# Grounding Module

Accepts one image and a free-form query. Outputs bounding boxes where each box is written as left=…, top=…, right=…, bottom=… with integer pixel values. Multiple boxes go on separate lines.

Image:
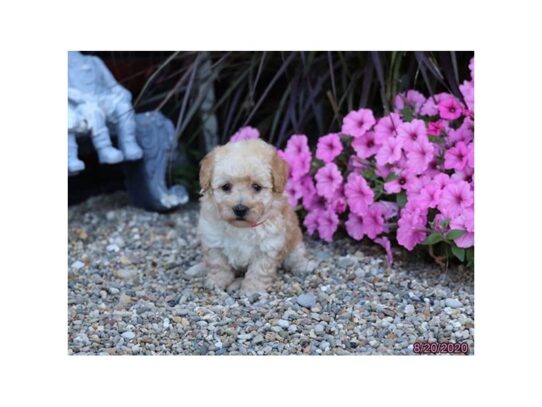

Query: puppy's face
left=199, top=139, right=288, bottom=228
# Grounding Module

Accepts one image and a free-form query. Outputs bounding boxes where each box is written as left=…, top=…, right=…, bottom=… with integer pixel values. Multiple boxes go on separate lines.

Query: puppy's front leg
left=241, top=255, right=279, bottom=295
left=204, top=248, right=235, bottom=290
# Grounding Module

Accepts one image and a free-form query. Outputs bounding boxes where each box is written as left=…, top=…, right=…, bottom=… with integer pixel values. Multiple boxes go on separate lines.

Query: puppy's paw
left=240, top=279, right=270, bottom=296
left=204, top=270, right=235, bottom=291
left=226, top=278, right=243, bottom=293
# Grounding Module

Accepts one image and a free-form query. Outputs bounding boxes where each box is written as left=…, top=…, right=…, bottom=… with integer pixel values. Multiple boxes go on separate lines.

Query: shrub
left=230, top=57, right=474, bottom=268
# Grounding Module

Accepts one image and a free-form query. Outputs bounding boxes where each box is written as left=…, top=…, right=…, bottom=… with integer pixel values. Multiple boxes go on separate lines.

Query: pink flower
left=438, top=96, right=462, bottom=120
left=420, top=93, right=448, bottom=116
left=448, top=117, right=474, bottom=145
left=427, top=121, right=444, bottom=136
left=374, top=113, right=402, bottom=144
left=467, top=142, right=474, bottom=169
left=342, top=108, right=376, bottom=138
left=433, top=172, right=451, bottom=190
left=344, top=173, right=374, bottom=215
left=439, top=180, right=474, bottom=217
left=459, top=79, right=474, bottom=111
left=406, top=139, right=435, bottom=174
left=374, top=201, right=399, bottom=220
left=397, top=207, right=428, bottom=251
left=444, top=141, right=469, bottom=171
left=278, top=137, right=312, bottom=181
left=376, top=136, right=403, bottom=166
left=345, top=212, right=367, bottom=240
left=352, top=131, right=379, bottom=159
left=432, top=213, right=450, bottom=233
left=384, top=170, right=416, bottom=194
left=315, top=163, right=343, bottom=199
left=415, top=182, right=442, bottom=209
left=316, top=133, right=343, bottom=163
left=285, top=179, right=303, bottom=207
left=300, top=175, right=317, bottom=208
left=374, top=236, right=393, bottom=265
left=230, top=126, right=260, bottom=142
left=450, top=206, right=474, bottom=248
left=284, top=134, right=310, bottom=157
left=394, top=90, right=426, bottom=115
left=365, top=204, right=386, bottom=239
left=451, top=166, right=474, bottom=184
left=317, top=210, right=339, bottom=242
left=344, top=203, right=385, bottom=240
left=469, top=57, right=474, bottom=81
left=397, top=119, right=428, bottom=151
left=303, top=209, right=321, bottom=236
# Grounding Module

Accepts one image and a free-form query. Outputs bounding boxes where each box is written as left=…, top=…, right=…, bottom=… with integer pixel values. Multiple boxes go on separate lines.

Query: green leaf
left=421, top=232, right=443, bottom=245
left=466, top=247, right=474, bottom=267
left=385, top=172, right=399, bottom=182
left=439, top=219, right=450, bottom=228
left=396, top=191, right=407, bottom=208
left=451, top=245, right=465, bottom=262
left=401, top=106, right=414, bottom=122
left=362, top=168, right=376, bottom=180
left=447, top=229, right=465, bottom=240
left=429, top=135, right=445, bottom=144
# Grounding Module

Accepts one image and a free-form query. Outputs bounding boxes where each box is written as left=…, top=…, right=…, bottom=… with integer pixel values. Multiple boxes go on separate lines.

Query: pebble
left=121, top=331, right=135, bottom=340
left=404, top=304, right=415, bottom=315
left=445, top=298, right=463, bottom=308
left=106, top=244, right=120, bottom=252
left=297, top=293, right=316, bottom=308
left=71, top=260, right=85, bottom=270
left=68, top=192, right=474, bottom=356
left=276, top=319, right=290, bottom=329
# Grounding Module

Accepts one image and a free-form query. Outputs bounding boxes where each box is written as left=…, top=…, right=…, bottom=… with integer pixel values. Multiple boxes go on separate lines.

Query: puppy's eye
left=221, top=183, right=232, bottom=192
left=252, top=183, right=262, bottom=192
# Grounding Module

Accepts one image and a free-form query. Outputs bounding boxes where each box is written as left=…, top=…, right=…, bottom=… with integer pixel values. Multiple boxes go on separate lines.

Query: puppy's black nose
left=233, top=204, right=249, bottom=218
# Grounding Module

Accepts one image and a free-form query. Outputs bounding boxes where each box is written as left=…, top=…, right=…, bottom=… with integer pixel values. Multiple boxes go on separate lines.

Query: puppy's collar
left=250, top=218, right=269, bottom=228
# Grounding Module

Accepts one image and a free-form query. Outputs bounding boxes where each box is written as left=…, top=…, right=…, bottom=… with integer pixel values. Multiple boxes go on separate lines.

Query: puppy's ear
left=270, top=151, right=289, bottom=193
left=199, top=149, right=216, bottom=193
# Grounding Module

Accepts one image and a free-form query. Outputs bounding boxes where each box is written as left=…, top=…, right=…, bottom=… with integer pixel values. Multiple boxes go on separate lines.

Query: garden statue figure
left=68, top=51, right=143, bottom=174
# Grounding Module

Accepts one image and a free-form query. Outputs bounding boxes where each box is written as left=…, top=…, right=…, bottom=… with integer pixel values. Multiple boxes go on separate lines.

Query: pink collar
left=250, top=218, right=268, bottom=228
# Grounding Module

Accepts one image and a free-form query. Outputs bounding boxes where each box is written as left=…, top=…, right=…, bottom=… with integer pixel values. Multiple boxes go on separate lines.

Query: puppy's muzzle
left=232, top=204, right=249, bottom=219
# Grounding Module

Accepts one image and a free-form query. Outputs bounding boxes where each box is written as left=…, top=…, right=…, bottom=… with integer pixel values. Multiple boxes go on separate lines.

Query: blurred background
left=68, top=51, right=473, bottom=205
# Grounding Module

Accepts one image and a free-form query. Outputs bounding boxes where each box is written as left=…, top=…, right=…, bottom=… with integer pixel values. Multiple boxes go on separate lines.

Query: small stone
left=369, top=340, right=379, bottom=348
left=163, top=318, right=170, bottom=329
left=108, top=287, right=120, bottom=295
left=252, top=334, right=264, bottom=345
left=404, top=304, right=415, bottom=315
left=297, top=293, right=316, bottom=308
left=106, top=244, right=120, bottom=252
left=118, top=293, right=132, bottom=306
left=276, top=319, right=290, bottom=329
left=338, top=255, right=357, bottom=269
left=320, top=341, right=330, bottom=351
left=71, top=260, right=85, bottom=270
left=112, top=268, right=138, bottom=280
left=214, top=341, right=223, bottom=349
left=445, top=298, right=463, bottom=308
left=237, top=333, right=252, bottom=341
left=314, top=324, right=325, bottom=335
left=121, top=331, right=135, bottom=340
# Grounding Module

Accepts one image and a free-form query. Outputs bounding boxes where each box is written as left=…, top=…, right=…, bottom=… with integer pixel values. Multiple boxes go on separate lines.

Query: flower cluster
left=230, top=58, right=474, bottom=266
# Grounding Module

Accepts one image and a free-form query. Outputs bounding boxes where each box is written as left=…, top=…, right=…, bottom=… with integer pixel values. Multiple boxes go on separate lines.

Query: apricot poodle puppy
left=195, top=138, right=307, bottom=295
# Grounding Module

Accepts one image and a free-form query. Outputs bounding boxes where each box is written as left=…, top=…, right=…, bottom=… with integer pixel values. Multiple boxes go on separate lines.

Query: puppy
left=196, top=138, right=307, bottom=294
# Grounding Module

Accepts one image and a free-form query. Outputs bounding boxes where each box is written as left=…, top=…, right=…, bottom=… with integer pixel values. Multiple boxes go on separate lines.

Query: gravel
left=68, top=192, right=474, bottom=355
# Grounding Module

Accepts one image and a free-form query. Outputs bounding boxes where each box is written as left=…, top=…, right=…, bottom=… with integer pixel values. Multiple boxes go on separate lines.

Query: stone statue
left=68, top=51, right=143, bottom=174
left=68, top=52, right=189, bottom=212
